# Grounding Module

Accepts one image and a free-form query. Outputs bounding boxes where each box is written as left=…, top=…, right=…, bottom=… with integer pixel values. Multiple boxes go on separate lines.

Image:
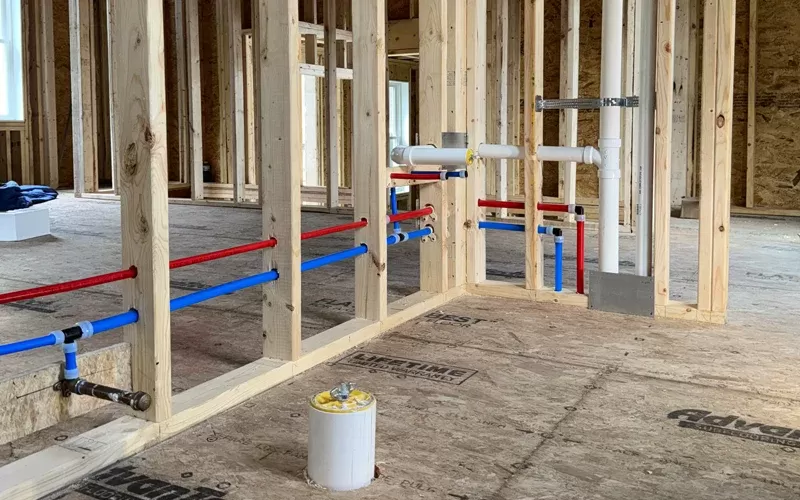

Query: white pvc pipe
left=476, top=143, right=526, bottom=160
left=598, top=0, right=623, bottom=274
left=537, top=146, right=603, bottom=168
left=308, top=387, right=377, bottom=491
left=390, top=145, right=473, bottom=166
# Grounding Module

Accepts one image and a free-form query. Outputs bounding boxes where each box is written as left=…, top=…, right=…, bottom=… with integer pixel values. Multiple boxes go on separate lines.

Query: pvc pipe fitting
left=476, top=143, right=526, bottom=160
left=537, top=146, right=603, bottom=168
left=390, top=146, right=474, bottom=166
left=63, top=341, right=79, bottom=380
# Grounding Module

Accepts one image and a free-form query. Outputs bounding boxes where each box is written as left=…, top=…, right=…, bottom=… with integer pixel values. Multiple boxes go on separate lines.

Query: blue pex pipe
left=554, top=236, right=564, bottom=292
left=63, top=341, right=79, bottom=380
left=301, top=245, right=368, bottom=272
left=0, top=333, right=59, bottom=356
left=479, top=221, right=525, bottom=232
left=389, top=187, right=401, bottom=233
left=387, top=226, right=433, bottom=245
left=171, top=270, right=279, bottom=311
left=91, top=310, right=139, bottom=335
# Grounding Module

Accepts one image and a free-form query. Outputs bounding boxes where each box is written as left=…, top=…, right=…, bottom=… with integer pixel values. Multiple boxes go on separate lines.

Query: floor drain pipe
left=308, top=383, right=377, bottom=491
left=598, top=0, right=624, bottom=274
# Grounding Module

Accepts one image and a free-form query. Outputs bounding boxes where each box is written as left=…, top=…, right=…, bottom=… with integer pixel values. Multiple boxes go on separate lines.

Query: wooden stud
left=175, top=0, right=189, bottom=186
left=558, top=0, right=578, bottom=219
left=221, top=0, right=245, bottom=202
left=303, top=0, right=318, bottom=64
left=492, top=0, right=509, bottom=217
left=466, top=0, right=487, bottom=284
left=109, top=0, right=172, bottom=422
left=523, top=0, right=544, bottom=291
left=697, top=0, right=718, bottom=313
left=653, top=0, right=675, bottom=308
left=622, top=0, right=636, bottom=228
left=69, top=0, right=98, bottom=195
left=686, top=0, right=699, bottom=199
left=418, top=0, right=448, bottom=294
left=446, top=0, right=466, bottom=288
left=746, top=0, right=757, bottom=208
left=243, top=33, right=257, bottom=185
left=324, top=0, right=339, bottom=210
left=186, top=0, right=204, bottom=200
left=253, top=0, right=303, bottom=361
left=710, top=0, right=736, bottom=315
left=352, top=0, right=388, bottom=321
left=507, top=0, right=521, bottom=200
left=671, top=0, right=690, bottom=208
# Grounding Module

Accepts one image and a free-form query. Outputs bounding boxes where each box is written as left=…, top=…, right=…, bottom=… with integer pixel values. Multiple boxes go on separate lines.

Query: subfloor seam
left=485, top=365, right=616, bottom=500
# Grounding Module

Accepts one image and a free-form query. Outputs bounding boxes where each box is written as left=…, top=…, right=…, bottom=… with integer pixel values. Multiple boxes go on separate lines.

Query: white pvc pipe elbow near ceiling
left=598, top=0, right=623, bottom=274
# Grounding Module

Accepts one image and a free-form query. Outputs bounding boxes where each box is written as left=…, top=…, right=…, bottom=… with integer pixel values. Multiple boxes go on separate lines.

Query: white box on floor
left=0, top=205, right=51, bottom=241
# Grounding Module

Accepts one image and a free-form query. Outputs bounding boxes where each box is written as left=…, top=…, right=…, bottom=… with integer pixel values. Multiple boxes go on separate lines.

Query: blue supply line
left=479, top=221, right=525, bottom=232
left=301, top=245, right=368, bottom=272
left=389, top=187, right=401, bottom=233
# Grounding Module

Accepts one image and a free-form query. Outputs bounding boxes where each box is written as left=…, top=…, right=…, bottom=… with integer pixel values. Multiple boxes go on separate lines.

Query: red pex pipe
left=577, top=219, right=585, bottom=295
left=0, top=267, right=138, bottom=305
left=387, top=206, right=434, bottom=223
left=478, top=199, right=525, bottom=210
left=170, top=238, right=277, bottom=270
left=390, top=173, right=441, bottom=181
left=536, top=202, right=570, bottom=213
left=301, top=219, right=368, bottom=240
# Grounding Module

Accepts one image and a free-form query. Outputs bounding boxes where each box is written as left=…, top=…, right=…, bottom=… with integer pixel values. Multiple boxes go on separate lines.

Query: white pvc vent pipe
left=598, top=0, right=624, bottom=274
left=390, top=145, right=473, bottom=166
left=537, top=146, right=603, bottom=168
left=476, top=143, right=525, bottom=160
left=307, top=384, right=377, bottom=491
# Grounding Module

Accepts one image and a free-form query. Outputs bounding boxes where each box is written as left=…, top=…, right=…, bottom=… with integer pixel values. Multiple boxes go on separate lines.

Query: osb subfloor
left=45, top=296, right=800, bottom=499
left=0, top=196, right=798, bottom=499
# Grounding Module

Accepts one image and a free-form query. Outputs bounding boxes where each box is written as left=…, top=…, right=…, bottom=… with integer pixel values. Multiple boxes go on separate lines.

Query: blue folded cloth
left=0, top=181, right=58, bottom=212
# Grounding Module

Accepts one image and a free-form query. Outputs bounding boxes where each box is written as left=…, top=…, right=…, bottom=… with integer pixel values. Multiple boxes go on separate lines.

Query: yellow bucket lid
left=310, top=383, right=375, bottom=413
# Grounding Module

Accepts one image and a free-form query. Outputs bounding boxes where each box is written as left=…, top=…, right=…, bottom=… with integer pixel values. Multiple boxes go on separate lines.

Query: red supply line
left=478, top=199, right=525, bottom=210
left=301, top=219, right=368, bottom=241
left=390, top=173, right=441, bottom=181
left=0, top=267, right=138, bottom=305
left=576, top=217, right=585, bottom=295
left=169, top=238, right=278, bottom=269
left=536, top=202, right=570, bottom=213
left=387, top=206, right=434, bottom=224
left=0, top=218, right=374, bottom=305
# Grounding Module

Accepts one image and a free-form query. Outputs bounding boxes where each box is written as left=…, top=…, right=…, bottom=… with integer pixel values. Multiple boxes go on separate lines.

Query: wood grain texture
left=324, top=0, right=339, bottom=209
left=654, top=0, right=675, bottom=307
left=352, top=0, right=388, bottom=321
left=465, top=0, right=487, bottom=284
left=697, top=0, right=718, bottom=312
left=110, top=0, right=173, bottom=422
left=418, top=0, right=448, bottom=293
left=710, top=0, right=736, bottom=315
left=446, top=0, right=466, bottom=288
left=186, top=0, right=203, bottom=200
left=523, top=0, right=544, bottom=291
left=253, top=0, right=303, bottom=360
left=69, top=0, right=97, bottom=195
left=558, top=0, right=578, bottom=215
